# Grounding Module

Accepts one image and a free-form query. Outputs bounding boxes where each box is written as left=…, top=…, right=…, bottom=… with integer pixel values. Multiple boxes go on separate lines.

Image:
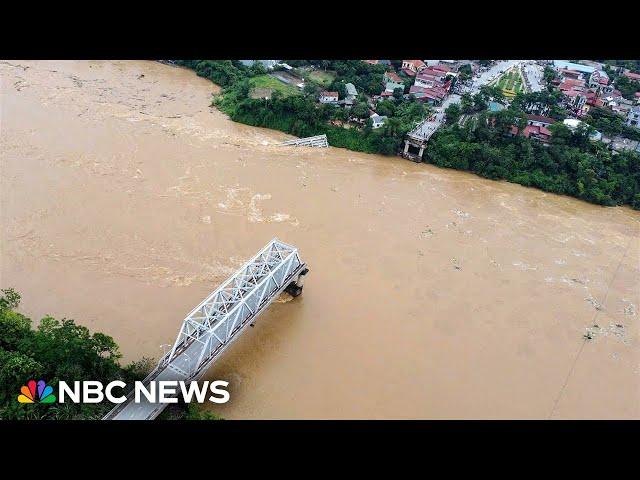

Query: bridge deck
left=103, top=238, right=307, bottom=420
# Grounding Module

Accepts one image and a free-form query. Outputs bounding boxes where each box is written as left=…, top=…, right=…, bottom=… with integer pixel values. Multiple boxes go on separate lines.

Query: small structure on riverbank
left=402, top=111, right=445, bottom=162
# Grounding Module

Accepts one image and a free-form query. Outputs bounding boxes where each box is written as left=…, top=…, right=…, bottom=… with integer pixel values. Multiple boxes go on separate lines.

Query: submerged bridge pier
left=103, top=238, right=308, bottom=420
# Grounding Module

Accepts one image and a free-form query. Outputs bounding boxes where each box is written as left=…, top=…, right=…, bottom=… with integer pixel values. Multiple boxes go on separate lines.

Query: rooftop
left=527, top=114, right=556, bottom=124
left=553, top=60, right=595, bottom=74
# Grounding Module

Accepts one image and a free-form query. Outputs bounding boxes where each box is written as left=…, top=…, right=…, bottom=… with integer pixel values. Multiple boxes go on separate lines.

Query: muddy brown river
left=1, top=60, right=639, bottom=419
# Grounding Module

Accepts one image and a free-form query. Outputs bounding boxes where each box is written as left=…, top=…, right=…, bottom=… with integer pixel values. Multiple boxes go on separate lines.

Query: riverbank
left=179, top=60, right=640, bottom=210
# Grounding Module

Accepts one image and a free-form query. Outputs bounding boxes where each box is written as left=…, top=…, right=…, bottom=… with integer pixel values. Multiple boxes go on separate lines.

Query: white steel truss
left=161, top=237, right=306, bottom=375
left=103, top=238, right=307, bottom=420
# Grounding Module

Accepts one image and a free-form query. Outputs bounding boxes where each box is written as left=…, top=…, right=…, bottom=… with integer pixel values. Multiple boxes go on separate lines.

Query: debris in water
left=622, top=301, right=636, bottom=316
left=585, top=295, right=603, bottom=311
left=419, top=226, right=434, bottom=238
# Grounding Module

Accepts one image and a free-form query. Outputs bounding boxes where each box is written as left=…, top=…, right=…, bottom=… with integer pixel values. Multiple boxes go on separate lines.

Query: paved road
left=470, top=60, right=521, bottom=93
left=523, top=62, right=544, bottom=92
left=409, top=60, right=529, bottom=140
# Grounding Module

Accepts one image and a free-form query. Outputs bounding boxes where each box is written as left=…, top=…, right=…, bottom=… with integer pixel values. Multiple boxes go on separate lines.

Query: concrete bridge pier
left=402, top=138, right=426, bottom=162
left=285, top=267, right=309, bottom=297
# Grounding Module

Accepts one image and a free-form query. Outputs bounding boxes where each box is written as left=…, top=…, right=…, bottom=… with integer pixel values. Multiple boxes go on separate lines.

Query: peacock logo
left=18, top=379, right=57, bottom=404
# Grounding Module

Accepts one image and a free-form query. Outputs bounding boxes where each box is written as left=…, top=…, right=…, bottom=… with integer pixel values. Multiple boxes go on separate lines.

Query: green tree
left=351, top=102, right=370, bottom=119
left=445, top=103, right=461, bottom=125
left=460, top=93, right=474, bottom=114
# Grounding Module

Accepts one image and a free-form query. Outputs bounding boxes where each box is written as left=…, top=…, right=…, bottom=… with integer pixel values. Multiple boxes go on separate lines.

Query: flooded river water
left=1, top=60, right=638, bottom=418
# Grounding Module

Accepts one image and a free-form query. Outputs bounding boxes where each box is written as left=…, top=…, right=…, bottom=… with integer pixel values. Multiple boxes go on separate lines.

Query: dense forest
left=428, top=109, right=640, bottom=209
left=0, top=289, right=220, bottom=420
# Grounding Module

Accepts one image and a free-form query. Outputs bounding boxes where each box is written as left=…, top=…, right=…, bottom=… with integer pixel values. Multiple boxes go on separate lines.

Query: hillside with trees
left=427, top=109, right=640, bottom=209
left=0, top=288, right=219, bottom=420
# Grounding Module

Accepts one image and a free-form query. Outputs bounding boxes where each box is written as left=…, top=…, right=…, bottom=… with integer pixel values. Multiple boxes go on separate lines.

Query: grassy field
left=308, top=70, right=336, bottom=87
left=248, top=74, right=300, bottom=99
left=493, top=67, right=526, bottom=97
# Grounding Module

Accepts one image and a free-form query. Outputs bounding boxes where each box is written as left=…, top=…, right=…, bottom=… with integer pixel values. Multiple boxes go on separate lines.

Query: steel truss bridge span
left=103, top=238, right=308, bottom=420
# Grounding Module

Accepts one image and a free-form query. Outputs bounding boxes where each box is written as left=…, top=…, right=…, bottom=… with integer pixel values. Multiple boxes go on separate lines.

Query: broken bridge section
left=103, top=238, right=308, bottom=420
left=281, top=134, right=329, bottom=148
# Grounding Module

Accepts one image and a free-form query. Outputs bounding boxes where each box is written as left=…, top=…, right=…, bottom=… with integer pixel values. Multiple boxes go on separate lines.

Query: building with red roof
left=623, top=71, right=640, bottom=81
left=526, top=114, right=556, bottom=127
left=409, top=85, right=448, bottom=105
left=432, top=63, right=454, bottom=73
left=401, top=60, right=426, bottom=74
left=383, top=71, right=403, bottom=84
left=319, top=91, right=339, bottom=104
left=510, top=125, right=553, bottom=144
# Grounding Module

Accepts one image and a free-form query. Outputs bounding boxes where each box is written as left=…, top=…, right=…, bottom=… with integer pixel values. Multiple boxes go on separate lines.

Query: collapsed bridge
left=103, top=238, right=308, bottom=420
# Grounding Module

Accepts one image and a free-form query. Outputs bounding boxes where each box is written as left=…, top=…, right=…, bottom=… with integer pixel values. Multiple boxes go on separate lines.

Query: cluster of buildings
left=319, top=82, right=388, bottom=129
left=550, top=60, right=640, bottom=127
left=318, top=60, right=461, bottom=130
left=377, top=60, right=457, bottom=106
left=318, top=82, right=359, bottom=106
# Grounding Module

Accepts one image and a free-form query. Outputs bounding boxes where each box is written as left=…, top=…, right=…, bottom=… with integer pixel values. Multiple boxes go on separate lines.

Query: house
left=409, top=85, right=448, bottom=105
left=627, top=105, right=640, bottom=128
left=401, top=60, right=426, bottom=76
left=509, top=124, right=552, bottom=144
left=588, top=70, right=609, bottom=88
left=364, top=60, right=379, bottom=65
left=560, top=69, right=585, bottom=81
left=601, top=84, right=615, bottom=95
left=559, top=78, right=586, bottom=91
left=319, top=91, right=339, bottom=104
left=563, top=89, right=588, bottom=114
left=384, top=81, right=405, bottom=94
left=623, top=71, right=640, bottom=82
left=344, top=83, right=358, bottom=106
left=414, top=68, right=447, bottom=88
left=526, top=114, right=556, bottom=128
left=370, top=113, right=388, bottom=129
left=432, top=63, right=455, bottom=74
left=383, top=71, right=403, bottom=84
left=524, top=125, right=553, bottom=144
left=431, top=63, right=458, bottom=78
left=586, top=91, right=605, bottom=108
left=553, top=60, right=595, bottom=76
